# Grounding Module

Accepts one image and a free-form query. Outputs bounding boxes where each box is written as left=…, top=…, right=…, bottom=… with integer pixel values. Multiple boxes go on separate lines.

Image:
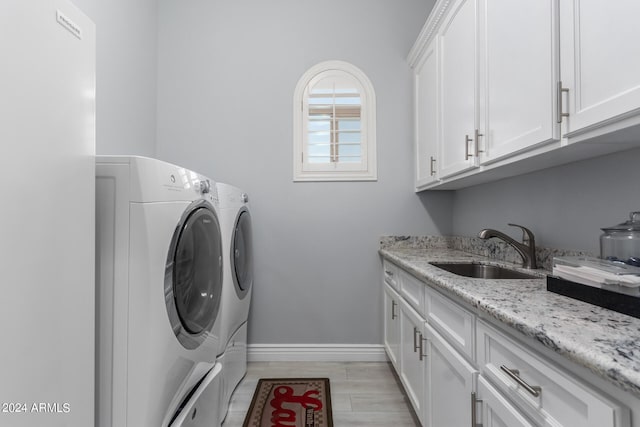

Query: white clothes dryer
left=96, top=156, right=223, bottom=427
left=215, top=183, right=253, bottom=422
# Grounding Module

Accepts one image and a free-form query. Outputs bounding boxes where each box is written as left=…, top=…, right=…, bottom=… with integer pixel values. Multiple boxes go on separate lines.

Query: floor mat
left=243, top=378, right=333, bottom=427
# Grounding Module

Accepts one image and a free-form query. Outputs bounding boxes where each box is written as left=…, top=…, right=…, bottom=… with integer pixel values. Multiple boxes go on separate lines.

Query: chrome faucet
left=478, top=224, right=538, bottom=269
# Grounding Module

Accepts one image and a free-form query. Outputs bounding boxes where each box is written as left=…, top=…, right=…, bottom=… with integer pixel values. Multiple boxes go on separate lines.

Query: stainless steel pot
left=600, top=211, right=640, bottom=266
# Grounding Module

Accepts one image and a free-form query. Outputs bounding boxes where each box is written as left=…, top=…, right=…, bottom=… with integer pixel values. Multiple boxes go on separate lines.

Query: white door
left=560, top=1, right=640, bottom=136
left=415, top=38, right=440, bottom=188
left=424, top=324, right=478, bottom=427
left=383, top=283, right=401, bottom=369
left=399, top=299, right=426, bottom=422
left=438, top=0, right=478, bottom=178
left=478, top=0, right=559, bottom=163
left=0, top=1, right=95, bottom=426
left=478, top=376, right=537, bottom=427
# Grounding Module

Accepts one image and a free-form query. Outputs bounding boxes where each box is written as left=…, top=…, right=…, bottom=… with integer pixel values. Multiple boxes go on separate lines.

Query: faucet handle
left=507, top=223, right=536, bottom=246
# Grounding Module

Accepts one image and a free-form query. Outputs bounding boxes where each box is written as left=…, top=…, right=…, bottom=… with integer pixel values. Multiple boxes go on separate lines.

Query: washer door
left=231, top=207, right=253, bottom=299
left=165, top=200, right=223, bottom=349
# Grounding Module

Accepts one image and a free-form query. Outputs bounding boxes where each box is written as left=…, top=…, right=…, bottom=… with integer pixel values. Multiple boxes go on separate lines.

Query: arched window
left=293, top=61, right=377, bottom=181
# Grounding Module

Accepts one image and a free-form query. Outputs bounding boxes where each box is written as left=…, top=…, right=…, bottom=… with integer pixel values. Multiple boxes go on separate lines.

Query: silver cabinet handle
left=474, top=129, right=484, bottom=157
left=471, top=392, right=482, bottom=427
left=500, top=365, right=542, bottom=397
left=429, top=156, right=436, bottom=176
left=557, top=81, right=569, bottom=123
left=465, top=134, right=473, bottom=160
left=413, top=327, right=420, bottom=352
left=384, top=270, right=395, bottom=286
left=391, top=300, right=397, bottom=320
left=419, top=334, right=427, bottom=361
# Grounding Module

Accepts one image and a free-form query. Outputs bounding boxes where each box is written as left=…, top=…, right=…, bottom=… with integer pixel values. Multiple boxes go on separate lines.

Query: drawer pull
left=391, top=300, right=397, bottom=320
left=419, top=334, right=427, bottom=361
left=557, top=81, right=570, bottom=124
left=413, top=327, right=420, bottom=352
left=471, top=392, right=482, bottom=427
left=500, top=365, right=542, bottom=397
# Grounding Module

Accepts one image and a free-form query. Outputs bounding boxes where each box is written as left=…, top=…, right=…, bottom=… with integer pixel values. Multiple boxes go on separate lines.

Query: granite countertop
left=380, top=245, right=640, bottom=398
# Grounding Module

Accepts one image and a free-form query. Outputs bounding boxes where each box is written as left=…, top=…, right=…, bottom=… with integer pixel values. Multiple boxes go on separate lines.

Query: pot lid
left=601, top=211, right=640, bottom=232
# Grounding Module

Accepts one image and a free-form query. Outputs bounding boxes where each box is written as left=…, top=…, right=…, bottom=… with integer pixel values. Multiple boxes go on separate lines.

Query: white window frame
left=293, top=60, right=377, bottom=182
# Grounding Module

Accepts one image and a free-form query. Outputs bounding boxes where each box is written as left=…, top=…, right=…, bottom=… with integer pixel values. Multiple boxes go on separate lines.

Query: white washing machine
left=96, top=156, right=223, bottom=427
left=216, top=183, right=253, bottom=422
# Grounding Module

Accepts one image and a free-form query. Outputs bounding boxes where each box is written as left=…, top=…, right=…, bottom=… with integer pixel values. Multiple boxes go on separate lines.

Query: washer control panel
left=199, top=180, right=211, bottom=194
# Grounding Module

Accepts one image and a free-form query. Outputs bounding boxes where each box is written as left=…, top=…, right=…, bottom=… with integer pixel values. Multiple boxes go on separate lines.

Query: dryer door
left=166, top=199, right=223, bottom=349
left=231, top=207, right=253, bottom=299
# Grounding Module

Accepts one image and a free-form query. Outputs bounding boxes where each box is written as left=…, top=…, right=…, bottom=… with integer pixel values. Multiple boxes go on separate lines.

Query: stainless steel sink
left=429, top=262, right=537, bottom=279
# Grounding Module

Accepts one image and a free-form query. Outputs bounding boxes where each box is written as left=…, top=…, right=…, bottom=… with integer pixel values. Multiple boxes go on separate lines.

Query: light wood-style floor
left=221, top=361, right=420, bottom=427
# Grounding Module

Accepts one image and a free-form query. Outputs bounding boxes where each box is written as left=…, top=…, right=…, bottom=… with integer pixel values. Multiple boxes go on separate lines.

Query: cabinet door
left=438, top=0, right=478, bottom=178
left=415, top=38, right=439, bottom=189
left=399, top=299, right=426, bottom=423
left=478, top=0, right=558, bottom=163
left=424, top=324, right=477, bottom=427
left=477, top=320, right=629, bottom=427
left=560, top=1, right=640, bottom=136
left=478, top=376, right=536, bottom=427
left=383, top=283, right=401, bottom=370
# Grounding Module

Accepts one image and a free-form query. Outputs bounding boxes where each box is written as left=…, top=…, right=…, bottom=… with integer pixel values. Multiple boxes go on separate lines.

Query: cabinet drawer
left=399, top=270, right=425, bottom=314
left=382, top=259, right=400, bottom=291
left=477, top=320, right=629, bottom=427
left=426, top=286, right=474, bottom=360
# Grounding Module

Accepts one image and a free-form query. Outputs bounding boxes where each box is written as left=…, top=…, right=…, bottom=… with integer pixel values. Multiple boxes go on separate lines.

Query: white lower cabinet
left=476, top=319, right=629, bottom=427
left=477, top=375, right=536, bottom=427
left=425, top=285, right=475, bottom=360
left=424, top=323, right=477, bottom=427
left=399, top=298, right=426, bottom=423
left=381, top=260, right=633, bottom=427
left=383, top=282, right=401, bottom=370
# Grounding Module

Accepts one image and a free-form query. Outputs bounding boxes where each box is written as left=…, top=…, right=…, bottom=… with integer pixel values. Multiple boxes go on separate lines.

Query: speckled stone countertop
left=379, top=239, right=640, bottom=398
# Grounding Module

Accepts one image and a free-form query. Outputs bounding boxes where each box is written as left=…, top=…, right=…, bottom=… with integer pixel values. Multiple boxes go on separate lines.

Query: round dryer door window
left=165, top=199, right=223, bottom=350
left=232, top=208, right=253, bottom=298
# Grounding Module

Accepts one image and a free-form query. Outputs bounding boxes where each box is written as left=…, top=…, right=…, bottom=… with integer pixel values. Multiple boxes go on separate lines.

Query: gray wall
left=69, top=0, right=636, bottom=348
left=452, top=147, right=640, bottom=255
left=71, top=0, right=158, bottom=156
left=156, top=0, right=451, bottom=344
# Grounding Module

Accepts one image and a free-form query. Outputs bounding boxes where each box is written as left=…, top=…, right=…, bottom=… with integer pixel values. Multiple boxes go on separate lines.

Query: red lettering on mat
left=269, top=385, right=323, bottom=427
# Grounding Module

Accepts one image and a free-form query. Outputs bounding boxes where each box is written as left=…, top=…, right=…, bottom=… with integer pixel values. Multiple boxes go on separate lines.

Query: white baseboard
left=247, top=344, right=388, bottom=362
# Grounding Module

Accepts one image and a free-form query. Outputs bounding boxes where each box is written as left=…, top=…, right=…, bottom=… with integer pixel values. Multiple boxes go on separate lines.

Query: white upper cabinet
left=478, top=0, right=559, bottom=163
left=559, top=0, right=640, bottom=139
left=410, top=0, right=640, bottom=190
left=414, top=39, right=440, bottom=188
left=438, top=0, right=479, bottom=179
